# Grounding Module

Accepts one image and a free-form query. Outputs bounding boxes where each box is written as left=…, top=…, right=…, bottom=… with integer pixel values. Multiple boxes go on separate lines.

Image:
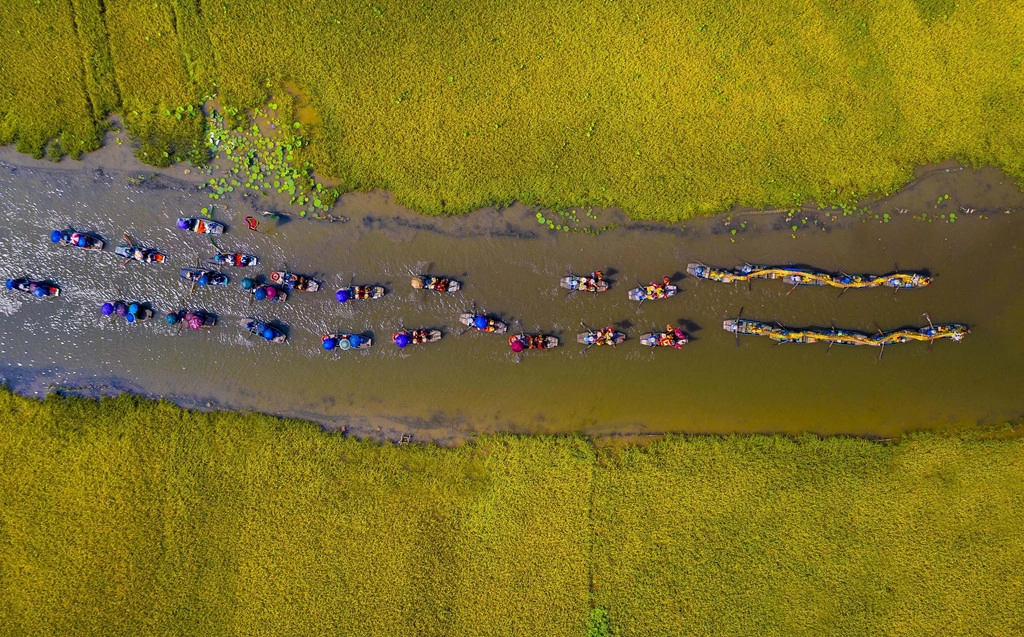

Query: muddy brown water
left=0, top=143, right=1022, bottom=443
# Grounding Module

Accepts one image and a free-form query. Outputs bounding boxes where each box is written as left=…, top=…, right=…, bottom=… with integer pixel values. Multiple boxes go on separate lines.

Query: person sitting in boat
left=430, top=277, right=448, bottom=291
left=657, top=331, right=674, bottom=347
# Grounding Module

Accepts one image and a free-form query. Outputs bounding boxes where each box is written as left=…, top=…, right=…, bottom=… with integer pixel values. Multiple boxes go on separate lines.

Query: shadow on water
left=1, top=145, right=1023, bottom=443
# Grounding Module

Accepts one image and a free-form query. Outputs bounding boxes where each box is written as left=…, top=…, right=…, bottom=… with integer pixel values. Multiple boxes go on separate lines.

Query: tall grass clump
left=591, top=433, right=1024, bottom=636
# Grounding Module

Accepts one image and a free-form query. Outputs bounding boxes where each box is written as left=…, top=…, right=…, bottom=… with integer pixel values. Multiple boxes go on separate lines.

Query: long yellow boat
left=688, top=262, right=931, bottom=290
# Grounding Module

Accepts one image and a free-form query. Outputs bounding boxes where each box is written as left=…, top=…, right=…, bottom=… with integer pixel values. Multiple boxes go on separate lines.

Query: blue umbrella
left=335, top=289, right=350, bottom=303
left=474, top=315, right=488, bottom=329
left=50, top=230, right=63, bottom=243
left=395, top=333, right=410, bottom=348
left=322, top=337, right=337, bottom=351
left=101, top=302, right=115, bottom=316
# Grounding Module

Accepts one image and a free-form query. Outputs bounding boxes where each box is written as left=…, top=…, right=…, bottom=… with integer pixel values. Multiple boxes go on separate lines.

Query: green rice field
left=1, top=389, right=1022, bottom=636
left=2, top=1, right=1023, bottom=218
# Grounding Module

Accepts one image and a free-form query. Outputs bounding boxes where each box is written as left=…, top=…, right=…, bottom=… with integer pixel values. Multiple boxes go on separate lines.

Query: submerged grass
left=2, top=1, right=1023, bottom=218
left=2, top=389, right=1024, bottom=635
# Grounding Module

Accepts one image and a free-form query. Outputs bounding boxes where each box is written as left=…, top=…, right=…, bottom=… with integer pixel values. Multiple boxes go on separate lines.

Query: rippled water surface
left=1, top=148, right=1022, bottom=441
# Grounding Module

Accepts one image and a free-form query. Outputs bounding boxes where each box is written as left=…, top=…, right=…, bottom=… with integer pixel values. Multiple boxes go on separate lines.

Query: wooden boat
left=206, top=253, right=258, bottom=267
left=576, top=327, right=626, bottom=346
left=723, top=317, right=968, bottom=347
left=270, top=271, right=319, bottom=292
left=458, top=313, right=508, bottom=334
left=166, top=310, right=216, bottom=329
left=180, top=268, right=229, bottom=286
left=627, top=277, right=678, bottom=302
left=560, top=271, right=609, bottom=292
left=176, top=218, right=225, bottom=234
left=51, top=230, right=103, bottom=250
left=251, top=284, right=287, bottom=303
left=692, top=262, right=932, bottom=291
left=335, top=285, right=385, bottom=302
left=5, top=278, right=59, bottom=297
left=242, top=318, right=287, bottom=343
left=115, top=245, right=165, bottom=263
left=101, top=301, right=153, bottom=323
left=640, top=327, right=689, bottom=348
left=321, top=333, right=373, bottom=351
left=508, top=334, right=559, bottom=351
left=393, top=329, right=442, bottom=347
left=686, top=263, right=740, bottom=283
left=411, top=275, right=460, bottom=293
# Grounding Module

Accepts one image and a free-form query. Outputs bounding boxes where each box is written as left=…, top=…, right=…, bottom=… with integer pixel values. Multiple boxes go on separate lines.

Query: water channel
left=1, top=145, right=1022, bottom=442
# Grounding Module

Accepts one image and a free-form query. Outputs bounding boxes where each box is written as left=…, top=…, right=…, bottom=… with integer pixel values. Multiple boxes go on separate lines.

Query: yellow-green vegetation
left=2, top=1, right=1023, bottom=218
left=1, top=389, right=1023, bottom=635
left=0, top=390, right=592, bottom=636
left=592, top=433, right=1024, bottom=636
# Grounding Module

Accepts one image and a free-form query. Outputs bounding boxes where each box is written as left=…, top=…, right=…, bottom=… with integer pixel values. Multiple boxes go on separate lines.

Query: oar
left=785, top=282, right=799, bottom=296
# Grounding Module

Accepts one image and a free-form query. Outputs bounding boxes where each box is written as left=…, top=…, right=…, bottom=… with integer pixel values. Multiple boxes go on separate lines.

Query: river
left=1, top=145, right=1021, bottom=442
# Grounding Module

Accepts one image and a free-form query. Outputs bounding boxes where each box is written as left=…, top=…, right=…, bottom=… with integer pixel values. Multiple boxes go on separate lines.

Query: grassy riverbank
left=2, top=1, right=1023, bottom=218
left=1, top=390, right=1022, bottom=635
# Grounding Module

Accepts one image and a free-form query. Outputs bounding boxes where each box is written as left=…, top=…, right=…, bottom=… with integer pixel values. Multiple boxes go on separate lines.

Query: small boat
left=176, top=218, right=225, bottom=234
left=206, top=253, right=258, bottom=267
left=51, top=229, right=104, bottom=250
left=686, top=263, right=741, bottom=283
left=882, top=272, right=932, bottom=289
left=917, top=322, right=970, bottom=342
left=458, top=313, right=508, bottom=334
left=5, top=278, right=59, bottom=298
left=560, top=271, right=609, bottom=292
left=242, top=318, right=287, bottom=343
left=100, top=301, right=153, bottom=323
left=165, top=310, right=216, bottom=329
left=115, top=245, right=165, bottom=263
left=335, top=285, right=385, bottom=302
left=640, top=326, right=689, bottom=348
left=251, top=284, right=287, bottom=303
left=270, top=271, right=319, bottom=292
left=627, top=277, right=678, bottom=302
left=411, top=275, right=460, bottom=293
left=508, top=334, right=559, bottom=351
left=321, top=333, right=373, bottom=351
left=180, top=268, right=229, bottom=286
left=576, top=327, right=626, bottom=346
left=393, top=329, right=442, bottom=347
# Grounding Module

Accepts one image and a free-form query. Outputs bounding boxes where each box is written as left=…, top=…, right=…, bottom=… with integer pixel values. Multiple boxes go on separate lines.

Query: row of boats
left=8, top=223, right=969, bottom=353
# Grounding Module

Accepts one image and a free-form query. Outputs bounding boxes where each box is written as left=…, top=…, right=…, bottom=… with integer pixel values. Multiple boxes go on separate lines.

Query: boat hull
left=560, top=275, right=609, bottom=292
left=115, top=245, right=165, bottom=263
left=322, top=333, right=373, bottom=350
left=242, top=319, right=287, bottom=343
left=627, top=285, right=678, bottom=302
left=458, top=313, right=508, bottom=334
left=177, top=218, right=225, bottom=234
left=180, top=269, right=229, bottom=285
left=576, top=331, right=626, bottom=345
left=207, top=253, right=258, bottom=267
left=270, top=271, right=320, bottom=292
left=411, top=275, right=459, bottom=293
